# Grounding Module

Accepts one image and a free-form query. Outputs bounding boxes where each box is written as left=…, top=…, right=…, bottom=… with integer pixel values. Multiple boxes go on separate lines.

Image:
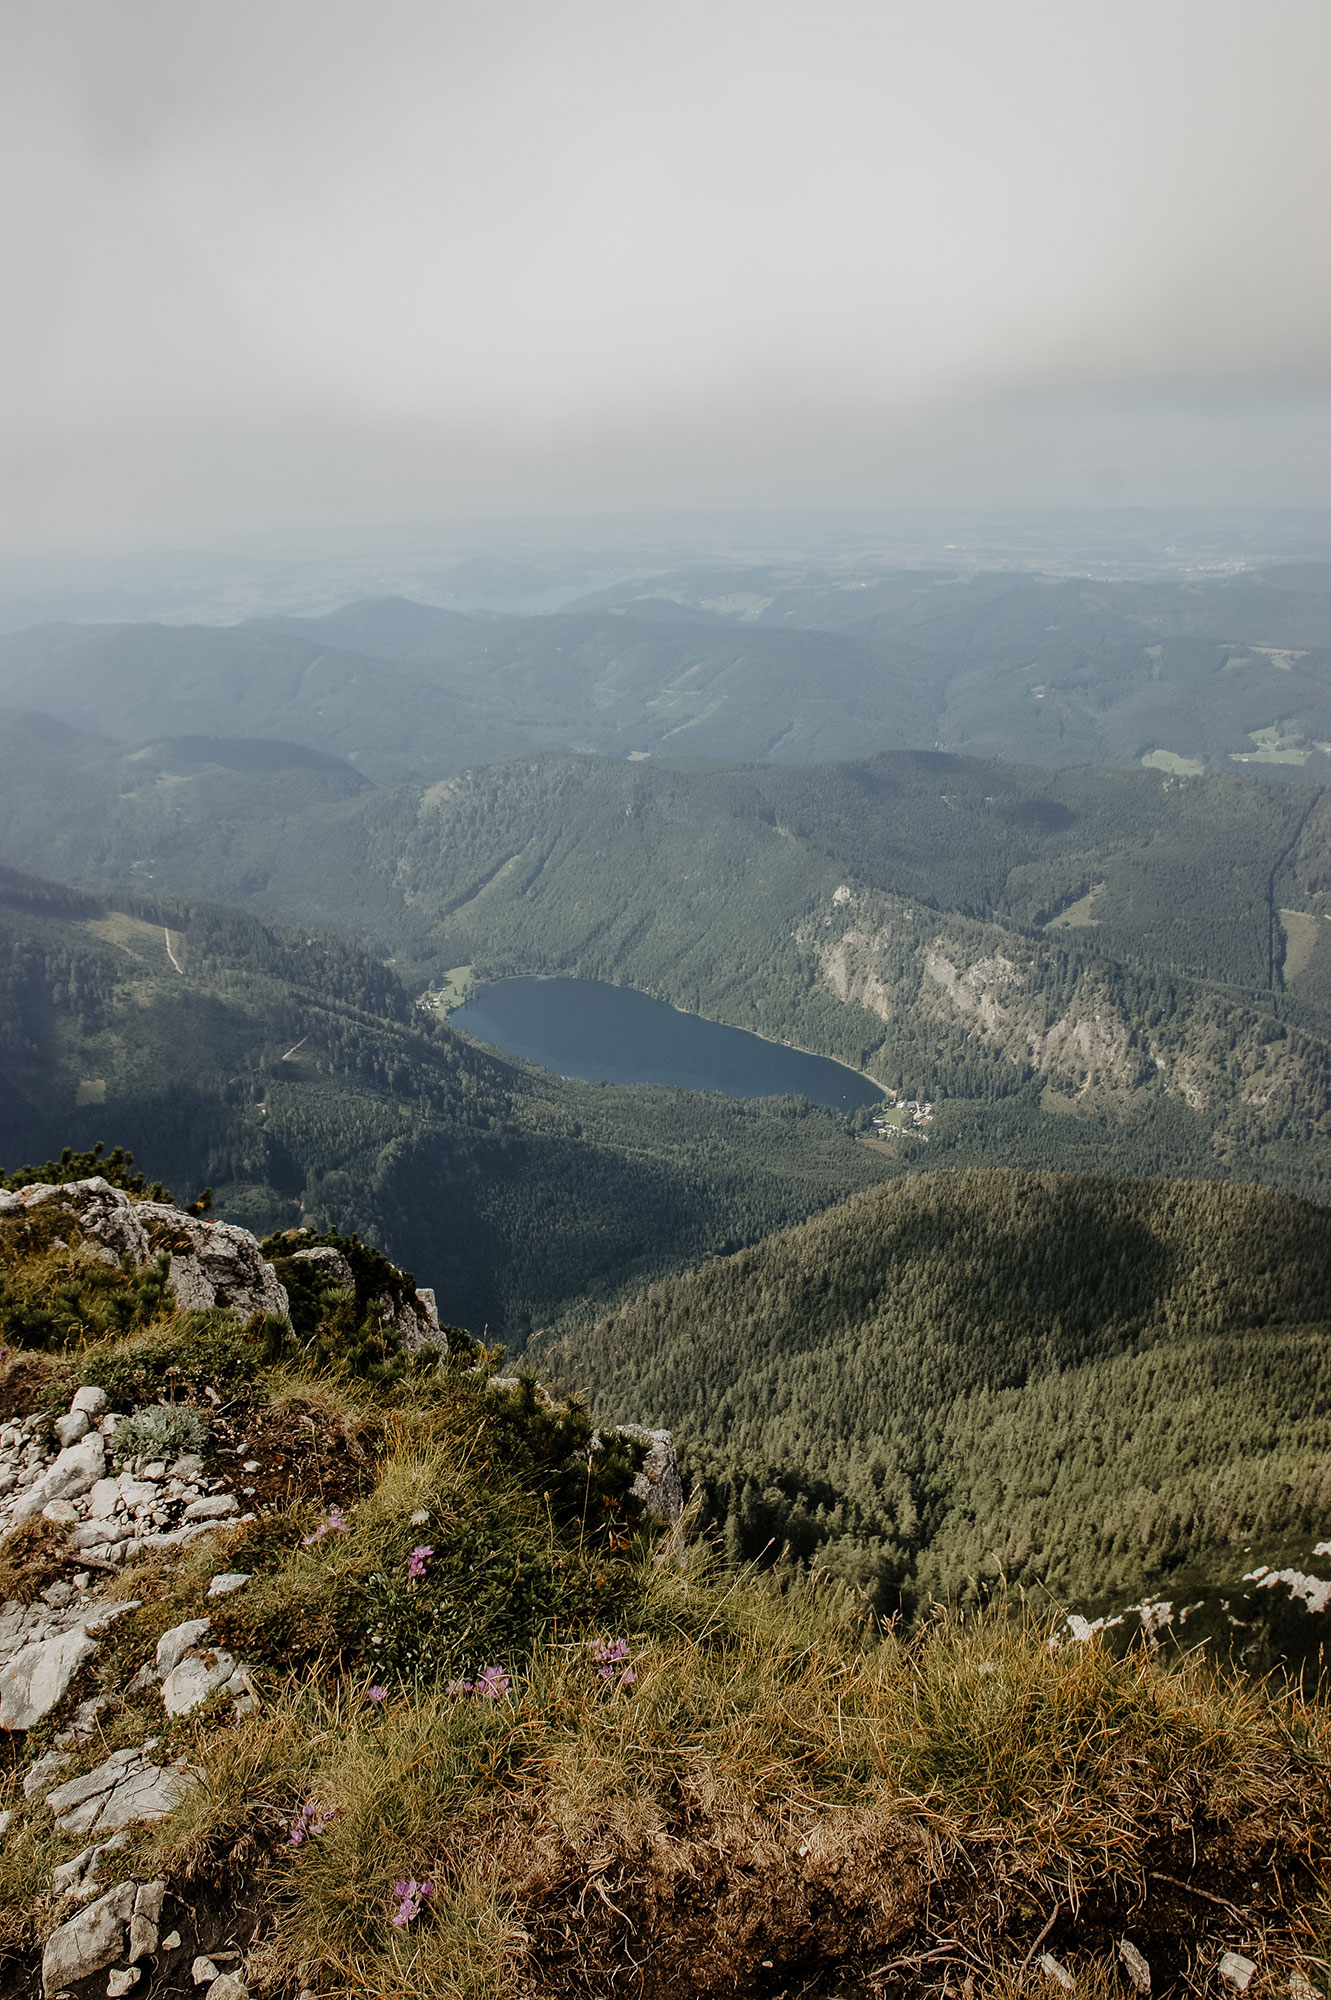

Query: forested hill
left=538, top=1167, right=1331, bottom=1611
left=571, top=558, right=1331, bottom=777
left=7, top=731, right=1331, bottom=1198
left=0, top=868, right=888, bottom=1339
left=1, top=558, right=1327, bottom=779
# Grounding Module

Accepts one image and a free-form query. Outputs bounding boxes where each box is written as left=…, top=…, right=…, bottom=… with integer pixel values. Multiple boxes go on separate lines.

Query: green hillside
left=539, top=1167, right=1331, bottom=1611
left=578, top=558, right=1331, bottom=777
left=6, top=731, right=1331, bottom=1198
left=4, top=557, right=1326, bottom=784
left=1, top=1170, right=1325, bottom=1991
left=0, top=868, right=888, bottom=1340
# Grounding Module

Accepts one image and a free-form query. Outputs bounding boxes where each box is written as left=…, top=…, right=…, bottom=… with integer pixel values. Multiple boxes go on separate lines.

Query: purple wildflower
left=474, top=1664, right=511, bottom=1700
left=302, top=1506, right=350, bottom=1549
left=391, top=1878, right=435, bottom=1927
left=366, top=1684, right=387, bottom=1705
left=589, top=1637, right=636, bottom=1688
left=289, top=1799, right=335, bottom=1846
left=406, top=1544, right=433, bottom=1580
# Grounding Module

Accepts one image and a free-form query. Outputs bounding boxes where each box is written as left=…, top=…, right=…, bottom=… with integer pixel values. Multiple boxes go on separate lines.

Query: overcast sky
left=2, top=0, right=1329, bottom=547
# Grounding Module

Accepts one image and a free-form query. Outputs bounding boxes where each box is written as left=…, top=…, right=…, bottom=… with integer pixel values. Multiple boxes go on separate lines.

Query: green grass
left=3, top=1190, right=1331, bottom=1994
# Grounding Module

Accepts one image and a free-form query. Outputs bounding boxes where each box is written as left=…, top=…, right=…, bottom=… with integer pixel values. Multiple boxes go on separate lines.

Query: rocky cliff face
left=804, top=882, right=1331, bottom=1138
left=0, top=1180, right=291, bottom=1324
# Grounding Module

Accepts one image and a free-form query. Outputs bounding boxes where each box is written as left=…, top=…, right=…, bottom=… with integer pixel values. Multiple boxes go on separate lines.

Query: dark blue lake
left=451, top=977, right=883, bottom=1113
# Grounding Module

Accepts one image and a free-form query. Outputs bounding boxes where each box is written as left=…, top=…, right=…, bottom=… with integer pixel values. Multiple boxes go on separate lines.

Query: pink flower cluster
left=589, top=1637, right=636, bottom=1687
left=301, top=1505, right=348, bottom=1548
left=446, top=1664, right=511, bottom=1699
left=289, top=1799, right=336, bottom=1846
left=406, top=1543, right=433, bottom=1579
left=391, top=1878, right=435, bottom=1927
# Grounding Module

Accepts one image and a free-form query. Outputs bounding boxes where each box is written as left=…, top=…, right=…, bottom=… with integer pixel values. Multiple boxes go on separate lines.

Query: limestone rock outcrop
left=41, top=1878, right=166, bottom=1995
left=289, top=1243, right=445, bottom=1350
left=617, top=1426, right=685, bottom=1527
left=5, top=1178, right=289, bottom=1320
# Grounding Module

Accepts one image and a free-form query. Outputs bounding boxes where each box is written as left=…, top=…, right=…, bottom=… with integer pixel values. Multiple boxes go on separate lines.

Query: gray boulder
left=132, top=1203, right=288, bottom=1318
left=41, top=1878, right=137, bottom=1994
left=18, top=1180, right=150, bottom=1265
left=156, top=1617, right=213, bottom=1673
left=0, top=1626, right=98, bottom=1730
left=12, top=1432, right=106, bottom=1525
left=290, top=1244, right=355, bottom=1288
left=46, top=1745, right=193, bottom=1837
left=376, top=1284, right=445, bottom=1352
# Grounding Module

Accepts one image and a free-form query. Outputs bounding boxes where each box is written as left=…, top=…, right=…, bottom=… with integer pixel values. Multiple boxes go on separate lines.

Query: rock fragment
left=46, top=1745, right=193, bottom=1836
left=51, top=1830, right=129, bottom=1901
left=617, top=1425, right=684, bottom=1525
left=208, top=1571, right=251, bottom=1597
left=1219, top=1955, right=1257, bottom=1992
left=156, top=1616, right=213, bottom=1673
left=1118, top=1940, right=1151, bottom=1994
left=25, top=1750, right=73, bottom=1799
left=1040, top=1952, right=1075, bottom=1991
left=161, top=1648, right=245, bottom=1716
left=13, top=1432, right=106, bottom=1524
left=127, top=1879, right=165, bottom=1963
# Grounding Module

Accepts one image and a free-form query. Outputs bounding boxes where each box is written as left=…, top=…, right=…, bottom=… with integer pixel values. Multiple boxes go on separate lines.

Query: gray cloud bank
left=2, top=0, right=1329, bottom=546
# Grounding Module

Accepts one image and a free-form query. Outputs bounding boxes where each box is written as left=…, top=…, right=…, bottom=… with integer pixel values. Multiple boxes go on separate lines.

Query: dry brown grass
left=0, top=1517, right=77, bottom=1603
left=119, top=1573, right=1331, bottom=2000
left=0, top=1301, right=1326, bottom=1997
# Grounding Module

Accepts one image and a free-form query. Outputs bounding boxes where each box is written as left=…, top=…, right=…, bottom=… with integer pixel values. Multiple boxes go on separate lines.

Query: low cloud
left=2, top=0, right=1328, bottom=543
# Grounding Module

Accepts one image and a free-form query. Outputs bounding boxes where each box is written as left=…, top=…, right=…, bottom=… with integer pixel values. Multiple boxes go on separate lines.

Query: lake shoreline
left=450, top=972, right=884, bottom=1113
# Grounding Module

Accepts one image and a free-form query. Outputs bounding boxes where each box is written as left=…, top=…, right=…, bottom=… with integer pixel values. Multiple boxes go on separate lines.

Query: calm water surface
left=451, top=976, right=882, bottom=1113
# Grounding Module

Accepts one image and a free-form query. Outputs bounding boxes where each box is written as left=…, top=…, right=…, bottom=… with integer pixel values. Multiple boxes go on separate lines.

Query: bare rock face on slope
left=618, top=1425, right=685, bottom=1527
left=289, top=1243, right=445, bottom=1351
left=6, top=1178, right=289, bottom=1320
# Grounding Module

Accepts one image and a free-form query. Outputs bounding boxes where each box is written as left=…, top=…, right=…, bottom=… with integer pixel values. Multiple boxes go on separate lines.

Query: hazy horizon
left=3, top=0, right=1330, bottom=551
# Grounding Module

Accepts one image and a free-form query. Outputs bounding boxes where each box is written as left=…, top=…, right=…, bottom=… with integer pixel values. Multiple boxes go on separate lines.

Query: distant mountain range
left=1, top=559, right=1327, bottom=781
